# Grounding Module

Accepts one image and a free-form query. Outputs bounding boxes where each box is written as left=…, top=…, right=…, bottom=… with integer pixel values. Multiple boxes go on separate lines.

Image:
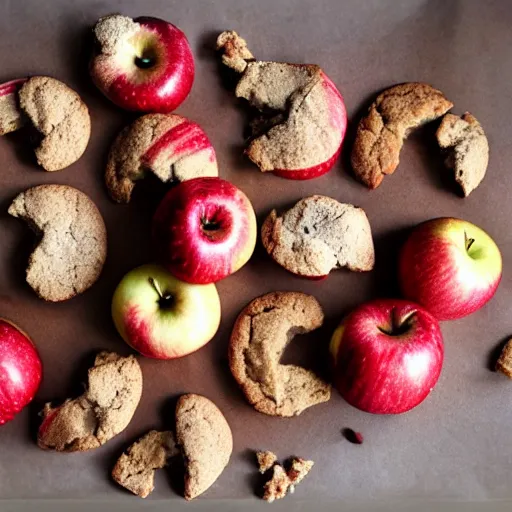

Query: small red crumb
left=342, top=428, right=363, bottom=444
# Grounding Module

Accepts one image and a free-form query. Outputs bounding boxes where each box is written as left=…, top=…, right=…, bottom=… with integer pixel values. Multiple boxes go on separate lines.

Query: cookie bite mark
left=105, top=113, right=218, bottom=203
left=8, top=185, right=107, bottom=302
left=352, top=82, right=453, bottom=189
left=91, top=14, right=194, bottom=113
left=112, top=430, right=179, bottom=498
left=37, top=352, right=142, bottom=452
left=262, top=195, right=375, bottom=278
left=229, top=292, right=330, bottom=417
left=175, top=394, right=233, bottom=500
left=216, top=30, right=347, bottom=180
left=436, top=112, right=489, bottom=197
left=0, top=78, right=27, bottom=135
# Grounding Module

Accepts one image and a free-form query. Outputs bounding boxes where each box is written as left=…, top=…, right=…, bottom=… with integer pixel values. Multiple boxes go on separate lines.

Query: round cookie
left=351, top=82, right=453, bottom=188
left=38, top=352, right=143, bottom=452
left=436, top=112, right=489, bottom=197
left=261, top=195, right=375, bottom=278
left=175, top=394, right=233, bottom=500
left=229, top=292, right=331, bottom=417
left=105, top=113, right=218, bottom=203
left=8, top=184, right=107, bottom=302
left=0, top=76, right=91, bottom=171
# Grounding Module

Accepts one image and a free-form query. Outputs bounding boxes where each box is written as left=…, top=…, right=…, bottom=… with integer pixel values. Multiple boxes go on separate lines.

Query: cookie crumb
left=496, top=338, right=512, bottom=378
left=342, top=428, right=364, bottom=444
left=262, top=464, right=290, bottom=503
left=256, top=450, right=277, bottom=473
left=286, top=457, right=314, bottom=486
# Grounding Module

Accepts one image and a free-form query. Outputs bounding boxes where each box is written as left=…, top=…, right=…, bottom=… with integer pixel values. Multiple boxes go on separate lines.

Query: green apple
left=112, top=264, right=221, bottom=359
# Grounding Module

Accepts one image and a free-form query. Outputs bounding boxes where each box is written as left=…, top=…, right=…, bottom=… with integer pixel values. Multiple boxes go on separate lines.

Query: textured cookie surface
left=18, top=76, right=90, bottom=171
left=112, top=430, right=179, bottom=498
left=8, top=184, right=107, bottom=302
left=229, top=292, right=330, bottom=417
left=262, top=195, right=375, bottom=277
left=436, top=112, right=489, bottom=197
left=262, top=464, right=290, bottom=503
left=106, top=113, right=218, bottom=203
left=352, top=82, right=453, bottom=188
left=496, top=338, right=512, bottom=378
left=175, top=394, right=233, bottom=500
left=0, top=79, right=26, bottom=135
left=217, top=31, right=346, bottom=174
left=38, top=352, right=142, bottom=452
left=257, top=450, right=277, bottom=473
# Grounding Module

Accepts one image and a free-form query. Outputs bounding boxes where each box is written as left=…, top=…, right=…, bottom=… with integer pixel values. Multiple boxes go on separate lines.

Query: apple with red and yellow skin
left=152, top=177, right=257, bottom=284
left=399, top=218, right=502, bottom=321
left=330, top=299, right=443, bottom=415
left=91, top=14, right=194, bottom=113
left=0, top=319, right=42, bottom=425
left=112, top=264, right=221, bottom=359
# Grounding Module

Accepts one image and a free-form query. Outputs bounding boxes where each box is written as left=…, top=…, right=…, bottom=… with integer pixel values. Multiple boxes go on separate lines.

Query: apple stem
left=464, top=231, right=475, bottom=252
left=148, top=277, right=164, bottom=299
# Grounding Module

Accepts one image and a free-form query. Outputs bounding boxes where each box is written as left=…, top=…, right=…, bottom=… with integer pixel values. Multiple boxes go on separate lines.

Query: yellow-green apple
left=399, top=218, right=502, bottom=320
left=0, top=319, right=42, bottom=425
left=152, top=177, right=257, bottom=284
left=112, top=264, right=221, bottom=359
left=330, top=299, right=443, bottom=414
left=91, top=14, right=194, bottom=112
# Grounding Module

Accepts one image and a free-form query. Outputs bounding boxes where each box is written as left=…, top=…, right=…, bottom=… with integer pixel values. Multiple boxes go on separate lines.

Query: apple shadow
left=369, top=225, right=414, bottom=300
left=486, top=336, right=511, bottom=372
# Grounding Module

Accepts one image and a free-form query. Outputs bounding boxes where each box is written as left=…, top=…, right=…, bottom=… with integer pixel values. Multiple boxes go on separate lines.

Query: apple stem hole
left=135, top=50, right=156, bottom=69
left=148, top=277, right=174, bottom=308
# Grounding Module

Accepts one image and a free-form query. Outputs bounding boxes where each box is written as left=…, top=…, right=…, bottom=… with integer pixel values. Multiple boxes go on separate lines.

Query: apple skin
left=399, top=218, right=502, bottom=321
left=112, top=264, right=221, bottom=359
left=330, top=299, right=443, bottom=415
left=0, top=319, right=42, bottom=425
left=152, top=177, right=257, bottom=284
left=91, top=15, right=194, bottom=113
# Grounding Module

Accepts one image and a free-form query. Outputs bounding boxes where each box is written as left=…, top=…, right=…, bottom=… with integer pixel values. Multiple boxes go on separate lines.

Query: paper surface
left=0, top=0, right=511, bottom=507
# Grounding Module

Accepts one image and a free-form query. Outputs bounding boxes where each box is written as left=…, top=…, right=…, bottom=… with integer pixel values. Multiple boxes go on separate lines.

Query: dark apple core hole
left=135, top=49, right=157, bottom=69
left=201, top=217, right=226, bottom=241
left=378, top=310, right=416, bottom=337
left=148, top=278, right=174, bottom=309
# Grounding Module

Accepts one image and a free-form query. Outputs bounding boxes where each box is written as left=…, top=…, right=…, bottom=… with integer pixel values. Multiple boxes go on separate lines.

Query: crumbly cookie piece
left=0, top=79, right=26, bottom=135
left=105, top=113, right=218, bottom=203
left=229, top=292, right=330, bottom=417
left=436, top=112, right=489, bottom=197
left=496, top=338, right=512, bottom=378
left=262, top=464, right=290, bottom=503
left=112, top=430, right=179, bottom=498
left=38, top=352, right=142, bottom=452
left=257, top=450, right=278, bottom=473
left=287, top=457, right=314, bottom=488
left=175, top=394, right=233, bottom=500
left=8, top=184, right=107, bottom=302
left=19, top=76, right=90, bottom=171
left=216, top=31, right=346, bottom=175
left=262, top=195, right=375, bottom=277
left=352, top=83, right=453, bottom=188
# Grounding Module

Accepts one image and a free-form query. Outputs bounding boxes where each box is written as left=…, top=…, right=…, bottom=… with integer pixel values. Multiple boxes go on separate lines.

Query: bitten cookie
left=217, top=31, right=346, bottom=180
left=8, top=184, right=107, bottom=302
left=0, top=76, right=90, bottom=171
left=229, top=292, right=330, bottom=417
left=105, top=113, right=218, bottom=203
left=352, top=83, right=453, bottom=188
left=436, top=112, right=489, bottom=197
left=38, top=352, right=142, bottom=452
left=112, top=430, right=179, bottom=498
left=261, top=195, right=375, bottom=278
left=175, top=394, right=233, bottom=500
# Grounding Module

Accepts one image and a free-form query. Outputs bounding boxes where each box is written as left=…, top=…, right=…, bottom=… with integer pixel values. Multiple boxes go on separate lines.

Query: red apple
left=152, top=177, right=257, bottom=284
left=0, top=319, right=42, bottom=425
left=399, top=218, right=502, bottom=320
left=0, top=78, right=27, bottom=135
left=91, top=14, right=194, bottom=113
left=330, top=299, right=443, bottom=414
